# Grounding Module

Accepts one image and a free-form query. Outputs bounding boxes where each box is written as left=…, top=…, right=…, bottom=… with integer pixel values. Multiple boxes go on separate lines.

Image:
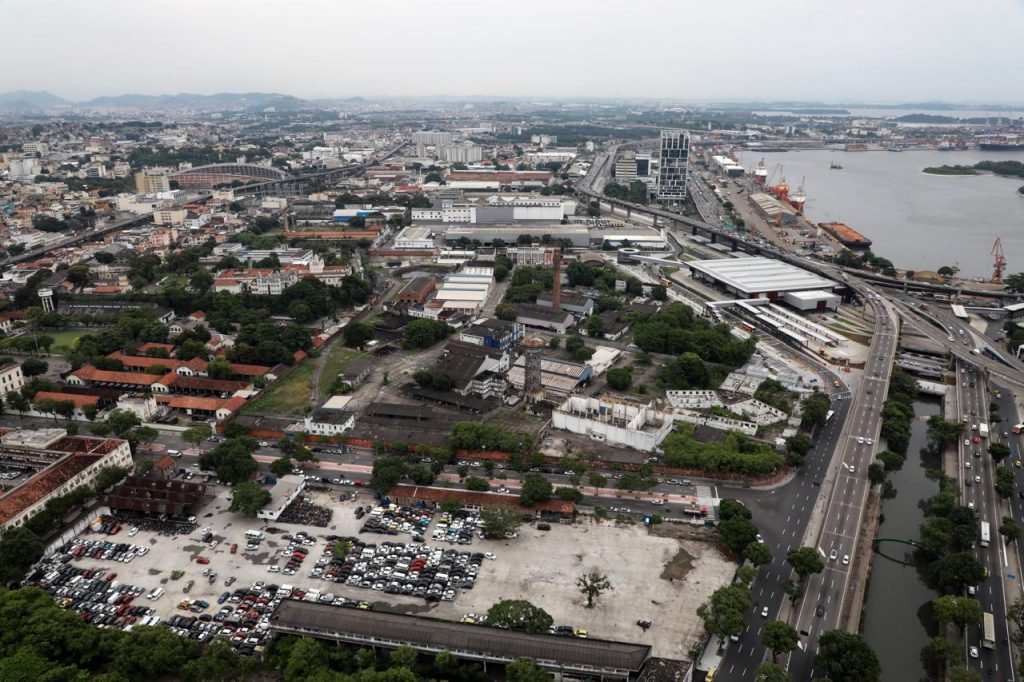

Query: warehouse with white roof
left=687, top=257, right=838, bottom=306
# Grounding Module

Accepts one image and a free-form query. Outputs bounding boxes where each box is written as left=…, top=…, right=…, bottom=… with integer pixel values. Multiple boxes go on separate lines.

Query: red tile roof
left=138, top=342, right=175, bottom=353
left=33, top=391, right=100, bottom=409
left=71, top=365, right=164, bottom=386
left=154, top=454, right=175, bottom=471
left=219, top=396, right=247, bottom=414
left=167, top=396, right=225, bottom=412
left=0, top=453, right=103, bottom=527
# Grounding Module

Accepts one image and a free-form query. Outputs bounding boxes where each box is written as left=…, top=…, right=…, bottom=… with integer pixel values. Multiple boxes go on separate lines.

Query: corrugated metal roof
left=269, top=600, right=649, bottom=674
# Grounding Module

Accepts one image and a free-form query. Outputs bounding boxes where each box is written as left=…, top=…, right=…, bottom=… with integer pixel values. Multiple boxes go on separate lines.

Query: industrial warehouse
left=685, top=257, right=839, bottom=309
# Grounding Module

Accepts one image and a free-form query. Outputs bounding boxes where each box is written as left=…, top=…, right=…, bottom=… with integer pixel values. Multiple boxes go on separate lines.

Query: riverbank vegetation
left=924, top=160, right=1024, bottom=180
left=922, top=165, right=979, bottom=176
left=879, top=369, right=918, bottom=454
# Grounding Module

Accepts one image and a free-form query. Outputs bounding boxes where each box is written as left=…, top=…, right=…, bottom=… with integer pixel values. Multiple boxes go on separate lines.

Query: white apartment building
left=0, top=363, right=25, bottom=396
left=411, top=131, right=453, bottom=146
left=438, top=143, right=483, bottom=164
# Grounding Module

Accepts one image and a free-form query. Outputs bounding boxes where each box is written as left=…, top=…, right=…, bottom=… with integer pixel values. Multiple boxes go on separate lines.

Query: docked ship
left=786, top=178, right=807, bottom=214
left=819, top=222, right=872, bottom=249
left=753, top=158, right=768, bottom=185
left=980, top=135, right=1024, bottom=151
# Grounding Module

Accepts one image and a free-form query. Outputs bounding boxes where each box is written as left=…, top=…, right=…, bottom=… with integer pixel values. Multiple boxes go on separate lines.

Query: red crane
left=992, top=237, right=1007, bottom=283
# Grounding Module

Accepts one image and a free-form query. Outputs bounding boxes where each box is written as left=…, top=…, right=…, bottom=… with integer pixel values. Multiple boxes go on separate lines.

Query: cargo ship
left=980, top=135, right=1024, bottom=151
left=787, top=179, right=806, bottom=214
left=819, top=222, right=872, bottom=249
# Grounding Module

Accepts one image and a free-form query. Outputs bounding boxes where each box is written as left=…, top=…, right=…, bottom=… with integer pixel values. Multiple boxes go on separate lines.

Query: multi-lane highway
left=782, top=295, right=899, bottom=680
left=712, top=382, right=852, bottom=681
left=958, top=361, right=1016, bottom=678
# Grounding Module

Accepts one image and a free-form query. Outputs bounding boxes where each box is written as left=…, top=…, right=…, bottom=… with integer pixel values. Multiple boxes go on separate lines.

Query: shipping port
left=819, top=222, right=873, bottom=249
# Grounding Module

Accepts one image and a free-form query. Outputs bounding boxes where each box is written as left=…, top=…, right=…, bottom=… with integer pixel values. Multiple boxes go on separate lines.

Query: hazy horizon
left=6, top=0, right=1024, bottom=102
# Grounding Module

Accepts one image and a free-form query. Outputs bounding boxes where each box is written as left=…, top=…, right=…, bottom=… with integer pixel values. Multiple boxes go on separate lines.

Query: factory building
left=686, top=257, right=836, bottom=301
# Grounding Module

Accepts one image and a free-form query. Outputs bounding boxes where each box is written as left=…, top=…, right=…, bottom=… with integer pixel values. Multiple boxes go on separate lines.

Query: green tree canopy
left=815, top=630, right=880, bottom=682
left=697, top=584, right=753, bottom=639
left=229, top=481, right=272, bottom=516
left=486, top=600, right=554, bottom=634
left=787, top=546, right=825, bottom=583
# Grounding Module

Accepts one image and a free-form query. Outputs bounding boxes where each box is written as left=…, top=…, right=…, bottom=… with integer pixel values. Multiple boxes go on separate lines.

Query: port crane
left=992, top=238, right=1007, bottom=284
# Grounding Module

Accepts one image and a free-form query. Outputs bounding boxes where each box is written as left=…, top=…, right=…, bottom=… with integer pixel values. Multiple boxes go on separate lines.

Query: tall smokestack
left=551, top=251, right=561, bottom=311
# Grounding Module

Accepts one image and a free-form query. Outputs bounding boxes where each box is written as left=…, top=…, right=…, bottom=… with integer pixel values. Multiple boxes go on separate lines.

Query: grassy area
left=241, top=360, right=315, bottom=417
left=319, top=345, right=366, bottom=394
left=46, top=330, right=88, bottom=356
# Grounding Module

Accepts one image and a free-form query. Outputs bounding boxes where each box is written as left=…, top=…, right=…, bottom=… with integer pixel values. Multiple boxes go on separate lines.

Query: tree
left=867, top=461, right=886, bottom=485
left=520, top=474, right=553, bottom=506
left=697, top=584, right=753, bottom=639
left=229, top=481, right=272, bottom=516
left=1006, top=272, right=1024, bottom=294
left=0, top=527, right=44, bottom=583
left=206, top=357, right=234, bottom=380
left=924, top=636, right=959, bottom=679
left=464, top=476, right=490, bottom=492
left=762, top=620, right=799, bottom=659
left=801, top=393, right=831, bottom=428
left=389, top=644, right=418, bottom=669
left=995, top=467, right=1015, bottom=498
left=5, top=391, right=28, bottom=415
left=606, top=367, right=632, bottom=391
left=181, top=639, right=240, bottom=682
left=93, top=465, right=129, bottom=493
left=947, top=667, right=984, bottom=682
left=577, top=570, right=612, bottom=608
left=932, top=595, right=981, bottom=633
left=269, top=457, right=294, bottom=478
left=486, top=600, right=554, bottom=634
left=495, top=304, right=517, bottom=321
left=784, top=433, right=812, bottom=465
left=555, top=486, right=583, bottom=503
left=181, top=425, right=212, bottom=450
left=926, top=552, right=986, bottom=594
left=755, top=661, right=791, bottom=682
left=719, top=498, right=752, bottom=521
left=587, top=472, right=607, bottom=491
left=369, top=456, right=407, bottom=495
left=815, top=630, right=880, bottom=682
left=1001, top=516, right=1022, bottom=544
left=506, top=658, right=550, bottom=682
left=19, top=358, right=47, bottom=377
left=718, top=515, right=760, bottom=554
left=480, top=506, right=522, bottom=540
left=744, top=541, right=772, bottom=567
left=876, top=449, right=906, bottom=472
left=343, top=322, right=374, bottom=349
left=787, top=546, right=825, bottom=583
left=989, top=441, right=1011, bottom=463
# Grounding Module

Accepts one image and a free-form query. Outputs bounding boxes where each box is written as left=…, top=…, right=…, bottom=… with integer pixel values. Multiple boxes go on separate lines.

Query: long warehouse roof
left=687, top=257, right=835, bottom=294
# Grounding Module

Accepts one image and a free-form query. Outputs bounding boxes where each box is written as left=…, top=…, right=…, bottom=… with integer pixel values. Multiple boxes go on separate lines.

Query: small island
left=924, top=160, right=1024, bottom=178
left=923, top=165, right=979, bottom=175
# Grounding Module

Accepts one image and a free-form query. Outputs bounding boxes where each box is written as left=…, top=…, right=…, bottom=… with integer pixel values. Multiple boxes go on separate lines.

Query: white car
left=484, top=552, right=496, bottom=560
left=760, top=606, right=769, bottom=618
left=842, top=555, right=849, bottom=565
left=829, top=549, right=838, bottom=561
left=970, top=646, right=979, bottom=659
left=651, top=499, right=665, bottom=506
left=857, top=437, right=865, bottom=444
left=128, top=527, right=140, bottom=537
left=267, top=565, right=280, bottom=573
left=865, top=438, right=873, bottom=446
left=975, top=475, right=982, bottom=483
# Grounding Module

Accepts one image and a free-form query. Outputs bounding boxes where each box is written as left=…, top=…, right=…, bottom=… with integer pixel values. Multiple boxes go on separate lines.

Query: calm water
left=861, top=400, right=941, bottom=682
left=743, top=149, right=1024, bottom=278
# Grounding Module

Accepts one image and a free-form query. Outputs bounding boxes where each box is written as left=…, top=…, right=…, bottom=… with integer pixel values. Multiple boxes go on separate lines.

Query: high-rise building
left=134, top=170, right=170, bottom=194
left=656, top=129, right=689, bottom=202
left=615, top=150, right=637, bottom=184
left=438, top=143, right=483, bottom=164
left=411, top=131, right=453, bottom=146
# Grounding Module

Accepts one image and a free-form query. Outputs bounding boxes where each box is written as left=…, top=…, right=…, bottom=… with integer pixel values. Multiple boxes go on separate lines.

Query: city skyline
left=5, top=0, right=1024, bottom=103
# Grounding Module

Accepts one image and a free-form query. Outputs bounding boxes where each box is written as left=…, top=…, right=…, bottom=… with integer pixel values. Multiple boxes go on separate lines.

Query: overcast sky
left=6, top=0, right=1024, bottom=102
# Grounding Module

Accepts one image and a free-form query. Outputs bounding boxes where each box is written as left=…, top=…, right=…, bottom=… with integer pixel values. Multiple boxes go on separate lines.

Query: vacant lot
left=62, top=488, right=732, bottom=660
left=319, top=346, right=366, bottom=395
left=242, top=360, right=315, bottom=417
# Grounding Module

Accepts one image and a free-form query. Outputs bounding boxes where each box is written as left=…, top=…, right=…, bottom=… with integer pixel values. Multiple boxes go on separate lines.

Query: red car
left=230, top=544, right=238, bottom=554
left=973, top=436, right=980, bottom=444
left=196, top=556, right=210, bottom=565
left=105, top=572, right=117, bottom=581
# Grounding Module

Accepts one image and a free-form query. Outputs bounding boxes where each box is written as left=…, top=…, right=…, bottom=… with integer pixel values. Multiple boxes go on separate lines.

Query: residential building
left=438, top=143, right=482, bottom=164
left=411, top=131, right=453, bottom=146
left=134, top=170, right=171, bottom=195
left=615, top=150, right=637, bottom=184
left=656, top=129, right=689, bottom=202
left=0, top=363, right=25, bottom=396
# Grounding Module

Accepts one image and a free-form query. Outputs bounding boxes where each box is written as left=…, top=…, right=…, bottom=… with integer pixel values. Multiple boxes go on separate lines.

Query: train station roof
left=687, top=257, right=835, bottom=295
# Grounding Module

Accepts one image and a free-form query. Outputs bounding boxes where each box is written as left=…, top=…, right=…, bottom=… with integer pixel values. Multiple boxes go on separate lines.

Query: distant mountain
left=0, top=90, right=71, bottom=107
left=0, top=90, right=307, bottom=112
left=79, top=92, right=307, bottom=111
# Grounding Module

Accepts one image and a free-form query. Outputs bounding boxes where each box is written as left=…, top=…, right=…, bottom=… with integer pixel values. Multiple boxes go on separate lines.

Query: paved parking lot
left=54, top=487, right=733, bottom=660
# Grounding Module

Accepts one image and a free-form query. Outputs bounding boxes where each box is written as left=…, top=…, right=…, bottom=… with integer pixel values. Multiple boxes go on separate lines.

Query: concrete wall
left=669, top=410, right=758, bottom=436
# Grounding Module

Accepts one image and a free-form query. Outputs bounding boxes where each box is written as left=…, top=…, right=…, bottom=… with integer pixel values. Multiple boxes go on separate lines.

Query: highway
left=780, top=294, right=898, bottom=680
left=959, top=360, right=1016, bottom=678
left=712, top=381, right=852, bottom=681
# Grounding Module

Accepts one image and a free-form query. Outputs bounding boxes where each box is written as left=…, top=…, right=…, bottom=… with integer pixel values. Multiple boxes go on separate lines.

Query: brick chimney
left=551, top=251, right=561, bottom=310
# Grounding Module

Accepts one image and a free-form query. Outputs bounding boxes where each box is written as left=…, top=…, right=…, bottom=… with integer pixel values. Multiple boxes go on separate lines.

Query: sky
left=5, top=0, right=1024, bottom=103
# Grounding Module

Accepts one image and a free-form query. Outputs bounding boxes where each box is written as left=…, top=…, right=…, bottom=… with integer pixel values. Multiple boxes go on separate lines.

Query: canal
left=861, top=398, right=942, bottom=681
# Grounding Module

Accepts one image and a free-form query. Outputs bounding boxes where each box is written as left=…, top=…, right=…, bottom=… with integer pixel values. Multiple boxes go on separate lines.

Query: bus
left=982, top=611, right=996, bottom=649
left=980, top=521, right=991, bottom=548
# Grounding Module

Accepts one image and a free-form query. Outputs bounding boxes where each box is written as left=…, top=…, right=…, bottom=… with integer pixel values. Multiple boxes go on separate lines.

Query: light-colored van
left=148, top=587, right=165, bottom=600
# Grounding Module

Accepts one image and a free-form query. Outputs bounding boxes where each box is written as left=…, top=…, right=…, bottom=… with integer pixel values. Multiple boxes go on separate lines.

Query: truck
left=979, top=423, right=989, bottom=439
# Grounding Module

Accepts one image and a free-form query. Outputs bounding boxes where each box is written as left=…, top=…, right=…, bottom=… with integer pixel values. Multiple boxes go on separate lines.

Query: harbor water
left=750, top=149, right=1024, bottom=278
left=861, top=399, right=942, bottom=681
